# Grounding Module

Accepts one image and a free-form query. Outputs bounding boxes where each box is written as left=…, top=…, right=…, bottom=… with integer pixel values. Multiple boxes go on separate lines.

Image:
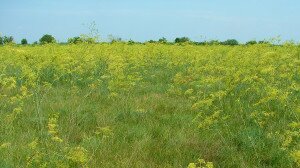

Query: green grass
left=0, top=44, right=299, bottom=167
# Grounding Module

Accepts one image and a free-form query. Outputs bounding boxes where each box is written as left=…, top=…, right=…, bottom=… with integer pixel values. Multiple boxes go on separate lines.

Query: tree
left=21, top=38, right=28, bottom=45
left=175, top=37, right=190, bottom=43
left=148, top=40, right=156, bottom=43
left=245, top=40, right=257, bottom=45
left=67, top=37, right=83, bottom=44
left=158, top=37, right=167, bottom=43
left=206, top=40, right=220, bottom=45
left=258, top=40, right=270, bottom=44
left=0, top=36, right=3, bottom=45
left=67, top=35, right=97, bottom=44
left=39, top=34, right=56, bottom=44
left=128, top=39, right=135, bottom=45
left=2, top=36, right=14, bottom=44
left=194, top=41, right=206, bottom=45
left=222, top=39, right=239, bottom=46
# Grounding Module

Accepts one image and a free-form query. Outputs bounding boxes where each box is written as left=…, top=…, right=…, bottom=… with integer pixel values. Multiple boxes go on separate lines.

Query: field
left=0, top=43, right=299, bottom=167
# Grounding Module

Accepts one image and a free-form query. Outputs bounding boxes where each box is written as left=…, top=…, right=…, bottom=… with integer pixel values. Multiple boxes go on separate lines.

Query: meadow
left=0, top=43, right=299, bottom=167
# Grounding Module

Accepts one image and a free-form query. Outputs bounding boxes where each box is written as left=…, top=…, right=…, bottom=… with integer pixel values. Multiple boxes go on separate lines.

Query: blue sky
left=1, top=0, right=299, bottom=43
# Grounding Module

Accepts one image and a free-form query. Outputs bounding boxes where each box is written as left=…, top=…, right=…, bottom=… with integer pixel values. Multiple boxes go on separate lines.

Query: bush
left=222, top=39, right=239, bottom=46
left=206, top=40, right=221, bottom=45
left=175, top=37, right=190, bottom=43
left=128, top=39, right=135, bottom=45
left=21, top=39, right=28, bottom=45
left=0, top=36, right=14, bottom=44
left=158, top=37, right=167, bottom=44
left=246, top=40, right=257, bottom=45
left=39, top=34, right=56, bottom=44
left=258, top=40, right=270, bottom=44
left=67, top=37, right=83, bottom=44
left=148, top=40, right=156, bottom=43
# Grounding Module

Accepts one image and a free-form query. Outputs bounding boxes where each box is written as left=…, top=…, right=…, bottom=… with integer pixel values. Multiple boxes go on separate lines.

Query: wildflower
left=0, top=142, right=11, bottom=149
left=51, top=136, right=63, bottom=143
left=109, top=92, right=118, bottom=98
left=290, top=150, right=300, bottom=166
left=13, top=107, right=23, bottom=115
left=95, top=126, right=113, bottom=138
left=184, top=89, right=194, bottom=95
left=28, top=139, right=38, bottom=149
left=206, top=162, right=214, bottom=168
left=47, top=113, right=63, bottom=143
left=192, top=99, right=213, bottom=110
left=68, top=146, right=88, bottom=164
left=289, top=122, right=300, bottom=129
left=187, top=163, right=196, bottom=168
left=20, top=86, right=28, bottom=97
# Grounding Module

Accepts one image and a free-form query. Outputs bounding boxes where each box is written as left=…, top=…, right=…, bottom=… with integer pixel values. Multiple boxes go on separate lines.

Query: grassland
left=0, top=43, right=299, bottom=167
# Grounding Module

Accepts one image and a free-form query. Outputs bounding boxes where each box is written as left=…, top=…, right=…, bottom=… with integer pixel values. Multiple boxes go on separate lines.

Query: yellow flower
left=206, top=162, right=214, bottom=168
left=68, top=147, right=88, bottom=164
left=0, top=142, right=11, bottom=149
left=28, top=139, right=38, bottom=149
left=187, top=163, right=196, bottom=168
left=184, top=89, right=194, bottom=95
left=51, top=136, right=63, bottom=143
left=290, top=150, right=300, bottom=166
left=47, top=113, right=63, bottom=143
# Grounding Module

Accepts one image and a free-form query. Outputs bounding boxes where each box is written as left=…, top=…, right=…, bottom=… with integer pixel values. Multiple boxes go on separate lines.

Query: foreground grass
left=0, top=44, right=299, bottom=167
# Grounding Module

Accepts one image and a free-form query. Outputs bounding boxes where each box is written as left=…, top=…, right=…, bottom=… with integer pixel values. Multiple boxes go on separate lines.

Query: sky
left=0, top=0, right=299, bottom=43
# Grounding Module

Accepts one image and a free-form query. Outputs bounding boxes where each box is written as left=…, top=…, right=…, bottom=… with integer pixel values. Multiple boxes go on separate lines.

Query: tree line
left=0, top=34, right=277, bottom=46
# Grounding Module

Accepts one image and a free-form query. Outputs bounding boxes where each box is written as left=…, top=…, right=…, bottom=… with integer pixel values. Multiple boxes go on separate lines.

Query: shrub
left=67, top=37, right=83, bottom=44
left=158, top=37, right=167, bottom=44
left=246, top=40, right=257, bottom=45
left=39, top=34, right=56, bottom=44
left=21, top=39, right=28, bottom=45
left=1, top=36, right=14, bottom=44
left=222, top=39, right=239, bottom=46
left=175, top=37, right=190, bottom=43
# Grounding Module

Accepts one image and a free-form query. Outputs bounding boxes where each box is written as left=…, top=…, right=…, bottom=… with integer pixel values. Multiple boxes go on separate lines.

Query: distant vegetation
left=0, top=34, right=295, bottom=46
left=39, top=34, right=56, bottom=44
left=68, top=36, right=96, bottom=44
left=21, top=39, right=28, bottom=45
left=175, top=37, right=191, bottom=43
left=0, top=36, right=14, bottom=45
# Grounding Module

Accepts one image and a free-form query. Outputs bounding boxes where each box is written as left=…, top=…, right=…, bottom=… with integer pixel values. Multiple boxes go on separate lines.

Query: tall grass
left=0, top=43, right=299, bottom=167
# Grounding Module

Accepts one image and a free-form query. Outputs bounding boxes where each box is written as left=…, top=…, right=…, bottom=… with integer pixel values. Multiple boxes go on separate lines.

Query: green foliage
left=158, top=37, right=168, bottom=43
left=0, top=36, right=14, bottom=44
left=246, top=40, right=257, bottom=45
left=259, top=40, right=270, bottom=44
left=206, top=40, right=221, bottom=45
left=148, top=40, right=156, bottom=43
left=221, top=39, right=239, bottom=45
left=78, top=35, right=97, bottom=44
left=128, top=39, right=136, bottom=45
left=175, top=37, right=190, bottom=43
left=21, top=38, right=28, bottom=45
left=0, top=44, right=299, bottom=167
left=39, top=34, right=56, bottom=44
left=67, top=36, right=83, bottom=44
left=67, top=34, right=97, bottom=44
